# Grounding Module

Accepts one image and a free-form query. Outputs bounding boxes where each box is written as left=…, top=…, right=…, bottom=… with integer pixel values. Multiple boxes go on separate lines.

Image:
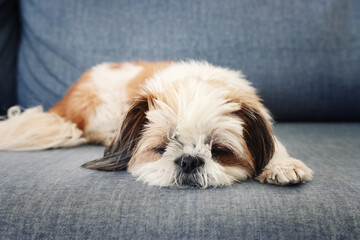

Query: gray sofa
left=1, top=1, right=359, bottom=239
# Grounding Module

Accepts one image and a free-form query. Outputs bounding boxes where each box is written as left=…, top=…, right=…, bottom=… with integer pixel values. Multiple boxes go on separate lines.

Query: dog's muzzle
left=174, top=155, right=205, bottom=187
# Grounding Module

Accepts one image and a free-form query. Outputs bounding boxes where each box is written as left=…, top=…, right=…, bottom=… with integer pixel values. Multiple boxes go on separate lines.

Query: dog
left=0, top=60, right=312, bottom=188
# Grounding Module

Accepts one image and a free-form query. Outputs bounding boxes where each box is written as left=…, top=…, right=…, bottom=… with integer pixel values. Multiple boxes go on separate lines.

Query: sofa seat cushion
left=0, top=123, right=359, bottom=239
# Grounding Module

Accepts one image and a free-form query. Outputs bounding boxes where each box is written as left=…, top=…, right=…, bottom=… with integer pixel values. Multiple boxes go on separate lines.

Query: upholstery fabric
left=17, top=0, right=360, bottom=121
left=0, top=0, right=20, bottom=115
left=1, top=123, right=359, bottom=239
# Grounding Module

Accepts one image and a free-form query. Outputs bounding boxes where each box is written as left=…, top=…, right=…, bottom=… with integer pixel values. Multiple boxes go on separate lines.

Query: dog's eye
left=154, top=146, right=166, bottom=154
left=211, top=147, right=231, bottom=157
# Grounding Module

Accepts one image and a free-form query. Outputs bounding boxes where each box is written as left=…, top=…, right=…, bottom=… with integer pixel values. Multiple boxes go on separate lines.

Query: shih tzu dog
left=0, top=60, right=312, bottom=188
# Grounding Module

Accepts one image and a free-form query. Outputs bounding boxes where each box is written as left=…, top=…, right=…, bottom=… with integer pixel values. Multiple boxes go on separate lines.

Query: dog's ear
left=82, top=97, right=150, bottom=171
left=235, top=103, right=275, bottom=175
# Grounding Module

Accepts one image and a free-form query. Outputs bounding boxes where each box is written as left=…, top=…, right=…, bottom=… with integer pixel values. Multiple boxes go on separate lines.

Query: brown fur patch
left=127, top=127, right=168, bottom=170
left=49, top=61, right=171, bottom=131
left=114, top=97, right=150, bottom=156
left=126, top=61, right=171, bottom=99
left=216, top=151, right=255, bottom=175
left=108, top=63, right=123, bottom=69
left=235, top=103, right=275, bottom=175
left=83, top=96, right=151, bottom=171
left=49, top=71, right=102, bottom=130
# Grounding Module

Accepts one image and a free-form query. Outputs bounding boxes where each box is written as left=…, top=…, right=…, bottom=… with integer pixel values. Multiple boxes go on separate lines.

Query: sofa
left=1, top=1, right=359, bottom=239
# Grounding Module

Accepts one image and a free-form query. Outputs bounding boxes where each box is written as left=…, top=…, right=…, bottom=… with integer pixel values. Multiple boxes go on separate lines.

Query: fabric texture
left=0, top=0, right=20, bottom=115
left=17, top=0, right=360, bottom=121
left=0, top=123, right=359, bottom=239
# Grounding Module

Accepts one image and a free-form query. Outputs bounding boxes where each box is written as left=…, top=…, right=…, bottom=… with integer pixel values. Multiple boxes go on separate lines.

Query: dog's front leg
left=258, top=137, right=313, bottom=185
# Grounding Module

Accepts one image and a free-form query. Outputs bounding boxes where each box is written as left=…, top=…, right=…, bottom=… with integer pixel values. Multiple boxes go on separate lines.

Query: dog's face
left=83, top=62, right=275, bottom=188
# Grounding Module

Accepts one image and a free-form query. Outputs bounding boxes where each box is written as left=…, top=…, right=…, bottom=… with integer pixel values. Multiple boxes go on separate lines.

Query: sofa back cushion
left=17, top=0, right=360, bottom=121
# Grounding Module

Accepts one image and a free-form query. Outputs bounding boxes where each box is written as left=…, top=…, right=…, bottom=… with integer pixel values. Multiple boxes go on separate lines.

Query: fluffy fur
left=0, top=106, right=86, bottom=150
left=0, top=60, right=313, bottom=188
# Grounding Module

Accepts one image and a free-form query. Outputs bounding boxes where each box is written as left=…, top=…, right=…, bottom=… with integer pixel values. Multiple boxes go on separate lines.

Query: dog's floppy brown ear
left=82, top=97, right=150, bottom=171
left=235, top=103, right=275, bottom=175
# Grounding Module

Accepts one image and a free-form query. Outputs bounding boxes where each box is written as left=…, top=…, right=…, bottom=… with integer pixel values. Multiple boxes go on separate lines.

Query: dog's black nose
left=175, top=156, right=204, bottom=173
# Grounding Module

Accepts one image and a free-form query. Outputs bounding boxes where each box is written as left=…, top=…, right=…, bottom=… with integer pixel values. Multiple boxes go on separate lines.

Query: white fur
left=85, top=63, right=143, bottom=144
left=131, top=153, right=250, bottom=188
left=146, top=61, right=255, bottom=94
left=129, top=61, right=312, bottom=187
left=0, top=60, right=312, bottom=187
left=129, top=62, right=255, bottom=187
left=0, top=106, right=87, bottom=150
left=258, top=137, right=313, bottom=184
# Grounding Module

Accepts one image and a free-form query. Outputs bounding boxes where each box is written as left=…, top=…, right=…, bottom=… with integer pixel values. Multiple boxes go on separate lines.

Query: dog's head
left=83, top=62, right=275, bottom=188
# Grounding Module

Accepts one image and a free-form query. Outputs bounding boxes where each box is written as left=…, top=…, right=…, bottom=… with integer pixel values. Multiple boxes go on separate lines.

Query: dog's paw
left=257, top=158, right=313, bottom=185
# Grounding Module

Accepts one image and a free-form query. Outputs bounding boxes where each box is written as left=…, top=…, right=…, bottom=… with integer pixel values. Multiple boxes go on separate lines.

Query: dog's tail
left=0, top=106, right=87, bottom=151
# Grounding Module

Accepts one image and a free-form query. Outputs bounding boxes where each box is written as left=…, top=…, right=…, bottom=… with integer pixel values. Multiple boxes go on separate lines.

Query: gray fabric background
left=1, top=123, right=359, bottom=239
left=16, top=0, right=360, bottom=121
